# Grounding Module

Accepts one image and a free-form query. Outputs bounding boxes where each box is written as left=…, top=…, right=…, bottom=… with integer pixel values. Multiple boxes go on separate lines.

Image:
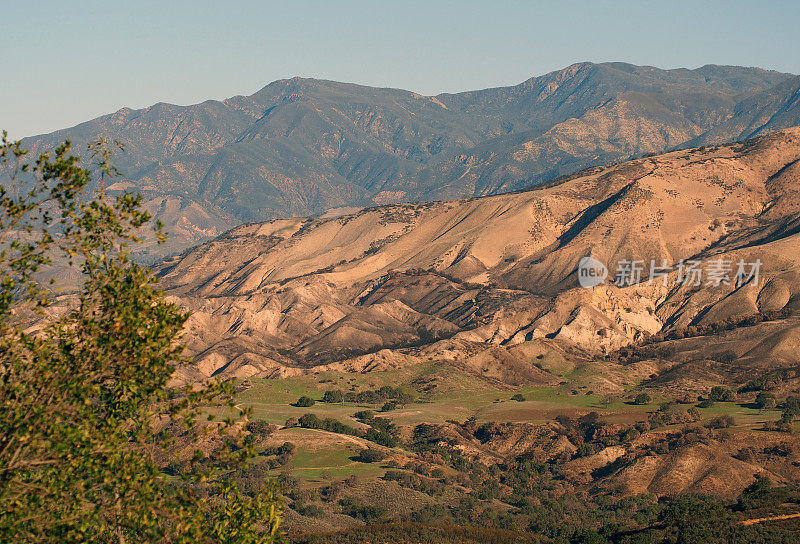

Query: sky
left=1, top=0, right=799, bottom=138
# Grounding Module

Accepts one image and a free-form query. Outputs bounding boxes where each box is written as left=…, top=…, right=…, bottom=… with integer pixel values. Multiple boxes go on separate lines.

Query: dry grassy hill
left=157, top=127, right=800, bottom=390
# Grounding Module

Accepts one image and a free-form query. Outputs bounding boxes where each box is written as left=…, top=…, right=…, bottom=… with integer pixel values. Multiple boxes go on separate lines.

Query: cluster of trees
left=322, top=386, right=414, bottom=406
left=285, top=379, right=799, bottom=541
left=709, top=386, right=735, bottom=402
left=289, top=523, right=543, bottom=544
left=363, top=464, right=800, bottom=544
left=741, top=369, right=797, bottom=393
left=762, top=396, right=800, bottom=431
left=407, top=424, right=473, bottom=471
left=661, top=309, right=792, bottom=345
left=293, top=386, right=415, bottom=411
left=355, top=411, right=401, bottom=447
left=255, top=441, right=297, bottom=469
left=383, top=470, right=446, bottom=496
left=337, top=497, right=386, bottom=522
left=296, top=413, right=360, bottom=436
left=294, top=411, right=401, bottom=447
left=281, top=385, right=800, bottom=543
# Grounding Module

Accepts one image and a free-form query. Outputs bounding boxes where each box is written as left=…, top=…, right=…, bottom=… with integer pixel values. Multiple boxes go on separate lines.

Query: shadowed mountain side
left=689, top=75, right=800, bottom=146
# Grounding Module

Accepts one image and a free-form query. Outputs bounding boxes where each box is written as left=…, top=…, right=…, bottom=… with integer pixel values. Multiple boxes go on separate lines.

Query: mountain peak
left=20, top=63, right=800, bottom=259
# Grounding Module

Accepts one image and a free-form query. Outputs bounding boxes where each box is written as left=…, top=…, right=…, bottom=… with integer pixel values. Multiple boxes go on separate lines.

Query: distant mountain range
left=21, top=62, right=800, bottom=256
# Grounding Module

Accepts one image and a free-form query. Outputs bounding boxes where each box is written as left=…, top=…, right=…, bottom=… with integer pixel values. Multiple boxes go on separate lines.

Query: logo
left=578, top=256, right=608, bottom=288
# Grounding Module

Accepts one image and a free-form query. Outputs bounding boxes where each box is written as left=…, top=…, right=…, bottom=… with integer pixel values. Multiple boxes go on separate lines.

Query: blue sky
left=1, top=0, right=799, bottom=137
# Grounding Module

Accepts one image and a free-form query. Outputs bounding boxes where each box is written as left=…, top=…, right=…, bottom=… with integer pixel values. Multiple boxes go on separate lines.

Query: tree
left=737, top=476, right=781, bottom=511
left=296, top=395, right=316, bottom=407
left=0, top=134, right=282, bottom=543
left=322, top=389, right=344, bottom=403
left=633, top=393, right=652, bottom=405
left=353, top=410, right=375, bottom=421
left=755, top=392, right=777, bottom=410
left=709, top=386, right=734, bottom=402
left=355, top=448, right=388, bottom=463
left=778, top=399, right=800, bottom=430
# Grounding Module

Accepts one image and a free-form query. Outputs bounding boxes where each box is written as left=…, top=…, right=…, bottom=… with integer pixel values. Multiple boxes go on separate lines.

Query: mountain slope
left=690, top=75, right=800, bottom=146
left=22, top=63, right=796, bottom=257
left=157, top=127, right=800, bottom=382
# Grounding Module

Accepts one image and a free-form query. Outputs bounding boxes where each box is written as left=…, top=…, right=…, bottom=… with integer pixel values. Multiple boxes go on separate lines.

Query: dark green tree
left=709, top=386, right=734, bottom=402
left=322, top=389, right=344, bottom=403
left=296, top=395, right=316, bottom=407
left=755, top=391, right=777, bottom=410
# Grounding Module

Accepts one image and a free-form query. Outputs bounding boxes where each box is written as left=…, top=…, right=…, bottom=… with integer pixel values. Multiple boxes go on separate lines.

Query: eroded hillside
left=159, top=127, right=800, bottom=386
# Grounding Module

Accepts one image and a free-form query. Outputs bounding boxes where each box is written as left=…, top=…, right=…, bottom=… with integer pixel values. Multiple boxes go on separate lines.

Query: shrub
left=261, top=442, right=296, bottom=457
left=247, top=419, right=277, bottom=437
left=706, top=415, right=735, bottom=429
left=355, top=448, right=388, bottom=463
left=296, top=503, right=324, bottom=518
left=713, top=350, right=737, bottom=364
left=353, top=410, right=375, bottom=421
left=511, top=393, right=526, bottom=402
left=765, top=442, right=794, bottom=456
left=339, top=497, right=386, bottom=521
left=575, top=443, right=598, bottom=458
left=364, top=428, right=399, bottom=448
left=383, top=471, right=445, bottom=496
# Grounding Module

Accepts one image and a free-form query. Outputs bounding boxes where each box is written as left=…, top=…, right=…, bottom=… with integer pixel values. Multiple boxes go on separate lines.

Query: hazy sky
left=2, top=0, right=799, bottom=137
